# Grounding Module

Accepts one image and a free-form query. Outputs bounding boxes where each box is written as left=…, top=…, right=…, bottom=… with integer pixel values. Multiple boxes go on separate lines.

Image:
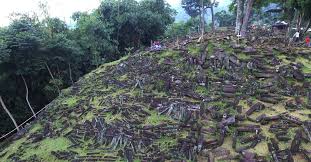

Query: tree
left=0, top=0, right=176, bottom=137
left=0, top=96, right=19, bottom=131
left=210, top=0, right=219, bottom=32
left=235, top=0, right=243, bottom=34
left=232, top=0, right=255, bottom=37
left=283, top=0, right=311, bottom=35
left=182, top=0, right=207, bottom=37
left=73, top=11, right=118, bottom=67
left=240, top=0, right=255, bottom=37
left=0, top=14, right=84, bottom=134
left=215, top=10, right=235, bottom=27
left=97, top=0, right=175, bottom=51
left=182, top=0, right=218, bottom=38
left=21, top=75, right=36, bottom=118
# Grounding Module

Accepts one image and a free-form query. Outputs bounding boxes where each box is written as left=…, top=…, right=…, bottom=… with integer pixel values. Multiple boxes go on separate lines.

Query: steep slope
left=0, top=32, right=310, bottom=162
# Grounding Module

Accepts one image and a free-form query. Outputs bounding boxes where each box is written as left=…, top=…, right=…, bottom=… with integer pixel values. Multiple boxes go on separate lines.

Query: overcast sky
left=0, top=0, right=229, bottom=26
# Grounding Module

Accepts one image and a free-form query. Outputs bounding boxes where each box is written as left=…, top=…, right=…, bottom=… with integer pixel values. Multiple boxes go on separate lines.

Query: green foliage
left=97, top=0, right=175, bottom=51
left=0, top=0, right=175, bottom=136
left=165, top=18, right=200, bottom=39
left=73, top=11, right=118, bottom=66
left=215, top=10, right=235, bottom=27
left=188, top=44, right=201, bottom=56
left=181, top=0, right=218, bottom=18
left=195, top=86, right=209, bottom=96
left=145, top=111, right=173, bottom=125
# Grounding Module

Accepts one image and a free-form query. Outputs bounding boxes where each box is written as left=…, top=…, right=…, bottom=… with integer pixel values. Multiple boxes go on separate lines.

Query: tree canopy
left=0, top=0, right=175, bottom=136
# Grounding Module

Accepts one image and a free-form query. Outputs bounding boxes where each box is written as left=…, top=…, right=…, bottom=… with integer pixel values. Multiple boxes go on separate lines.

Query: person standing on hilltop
left=293, top=31, right=300, bottom=42
left=306, top=36, right=310, bottom=47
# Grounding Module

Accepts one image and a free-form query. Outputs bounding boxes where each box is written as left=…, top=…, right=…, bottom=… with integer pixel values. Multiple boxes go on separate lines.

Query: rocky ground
left=0, top=31, right=310, bottom=162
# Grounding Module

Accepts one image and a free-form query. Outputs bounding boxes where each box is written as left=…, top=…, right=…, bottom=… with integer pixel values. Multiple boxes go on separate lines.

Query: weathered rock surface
left=0, top=31, right=310, bottom=162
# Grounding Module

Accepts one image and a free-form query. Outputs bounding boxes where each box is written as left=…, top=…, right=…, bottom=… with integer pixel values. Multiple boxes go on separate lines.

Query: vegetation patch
left=188, top=44, right=201, bottom=56
left=63, top=97, right=79, bottom=107
left=21, top=137, right=70, bottom=161
left=144, top=111, right=173, bottom=125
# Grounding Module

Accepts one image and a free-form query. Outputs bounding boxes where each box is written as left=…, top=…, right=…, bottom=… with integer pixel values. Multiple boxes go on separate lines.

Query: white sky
left=0, top=0, right=101, bottom=26
left=0, top=0, right=227, bottom=26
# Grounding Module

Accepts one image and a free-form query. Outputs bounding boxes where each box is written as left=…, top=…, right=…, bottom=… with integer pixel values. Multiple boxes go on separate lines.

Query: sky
left=0, top=0, right=101, bottom=26
left=0, top=0, right=230, bottom=26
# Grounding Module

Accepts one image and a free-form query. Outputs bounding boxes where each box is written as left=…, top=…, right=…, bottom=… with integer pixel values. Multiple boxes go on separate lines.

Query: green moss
left=183, top=69, right=197, bottom=80
left=195, top=86, right=209, bottom=96
left=29, top=123, right=43, bottom=134
left=238, top=53, right=251, bottom=60
left=0, top=138, right=27, bottom=161
left=217, top=69, right=227, bottom=76
left=84, top=111, right=94, bottom=121
left=118, top=74, right=128, bottom=81
left=144, top=111, right=173, bottom=125
left=153, top=91, right=167, bottom=97
left=105, top=112, right=122, bottom=124
left=188, top=44, right=201, bottom=56
left=104, top=55, right=129, bottom=67
left=209, top=101, right=227, bottom=108
left=154, top=136, right=177, bottom=150
left=296, top=57, right=311, bottom=73
left=157, top=50, right=180, bottom=64
left=207, top=42, right=214, bottom=55
left=91, top=96, right=102, bottom=109
left=63, top=97, right=78, bottom=107
left=159, top=50, right=179, bottom=58
left=21, top=137, right=70, bottom=161
left=276, top=53, right=291, bottom=65
left=153, top=80, right=166, bottom=94
left=111, top=88, right=128, bottom=97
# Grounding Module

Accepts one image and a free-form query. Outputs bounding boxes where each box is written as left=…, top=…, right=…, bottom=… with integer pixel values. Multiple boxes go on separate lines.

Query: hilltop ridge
left=0, top=31, right=310, bottom=162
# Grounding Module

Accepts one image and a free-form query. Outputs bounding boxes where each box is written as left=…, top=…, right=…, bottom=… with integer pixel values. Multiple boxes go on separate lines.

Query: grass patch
left=296, top=57, right=311, bottom=73
left=63, top=97, right=78, bottom=107
left=195, top=86, right=209, bottom=96
left=0, top=138, right=27, bottom=161
left=250, top=140, right=269, bottom=156
left=103, top=55, right=129, bottom=67
left=154, top=136, right=177, bottom=151
left=157, top=50, right=180, bottom=64
left=188, top=44, right=201, bottom=56
left=91, top=96, right=102, bottom=109
left=21, top=137, right=70, bottom=161
left=104, top=112, right=122, bottom=124
left=238, top=53, right=251, bottom=60
left=118, top=74, right=128, bottom=81
left=29, top=123, right=43, bottom=134
left=144, top=111, right=173, bottom=125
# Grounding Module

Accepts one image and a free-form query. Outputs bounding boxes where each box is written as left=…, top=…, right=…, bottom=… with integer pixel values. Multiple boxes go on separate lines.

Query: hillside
left=0, top=31, right=310, bottom=162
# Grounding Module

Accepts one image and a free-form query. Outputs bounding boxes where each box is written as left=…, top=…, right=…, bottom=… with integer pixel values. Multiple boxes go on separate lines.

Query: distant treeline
left=0, top=0, right=175, bottom=136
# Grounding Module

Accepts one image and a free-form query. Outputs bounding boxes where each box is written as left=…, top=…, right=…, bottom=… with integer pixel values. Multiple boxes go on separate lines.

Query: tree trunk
left=201, top=0, right=205, bottom=37
left=69, top=63, right=74, bottom=85
left=286, top=21, right=291, bottom=46
left=199, top=0, right=205, bottom=42
left=235, top=0, right=243, bottom=34
left=303, top=19, right=311, bottom=35
left=0, top=96, right=20, bottom=131
left=45, top=62, right=60, bottom=94
left=211, top=5, right=215, bottom=32
left=240, top=0, right=254, bottom=37
left=45, top=62, right=54, bottom=80
left=296, top=11, right=304, bottom=33
left=21, top=75, right=36, bottom=118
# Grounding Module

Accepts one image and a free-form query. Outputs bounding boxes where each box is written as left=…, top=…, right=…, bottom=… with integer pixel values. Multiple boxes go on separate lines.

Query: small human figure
left=293, top=31, right=300, bottom=42
left=154, top=41, right=162, bottom=50
left=306, top=36, right=310, bottom=47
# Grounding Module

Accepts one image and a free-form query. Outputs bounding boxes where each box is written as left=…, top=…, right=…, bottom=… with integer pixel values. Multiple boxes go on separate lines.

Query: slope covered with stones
left=0, top=32, right=310, bottom=162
